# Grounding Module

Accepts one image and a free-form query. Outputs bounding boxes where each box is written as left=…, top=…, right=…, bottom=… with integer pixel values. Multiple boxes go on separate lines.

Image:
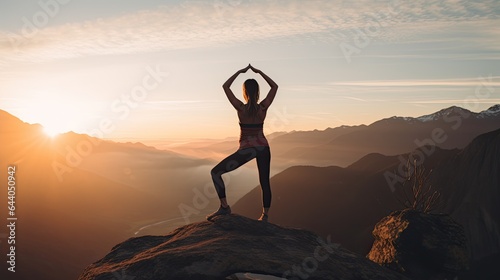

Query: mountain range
left=233, top=127, right=500, bottom=277
left=1, top=104, right=499, bottom=279
left=170, top=105, right=500, bottom=169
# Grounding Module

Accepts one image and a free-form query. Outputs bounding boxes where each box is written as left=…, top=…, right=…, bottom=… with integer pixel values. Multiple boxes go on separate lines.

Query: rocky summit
left=79, top=214, right=408, bottom=280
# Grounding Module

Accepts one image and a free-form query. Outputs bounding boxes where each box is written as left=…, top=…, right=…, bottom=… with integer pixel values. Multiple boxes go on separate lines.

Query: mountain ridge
left=0, top=109, right=221, bottom=280
left=233, top=127, right=500, bottom=267
left=2, top=105, right=499, bottom=279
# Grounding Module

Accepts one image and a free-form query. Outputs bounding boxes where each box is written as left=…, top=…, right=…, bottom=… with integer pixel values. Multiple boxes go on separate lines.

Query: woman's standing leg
left=256, top=146, right=272, bottom=221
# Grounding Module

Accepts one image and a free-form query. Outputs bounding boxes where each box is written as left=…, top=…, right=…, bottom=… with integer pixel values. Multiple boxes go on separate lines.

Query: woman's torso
left=237, top=104, right=269, bottom=149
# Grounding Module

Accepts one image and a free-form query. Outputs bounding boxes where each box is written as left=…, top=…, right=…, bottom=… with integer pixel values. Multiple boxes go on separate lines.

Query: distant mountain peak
left=388, top=116, right=415, bottom=121
left=489, top=104, right=500, bottom=111
left=417, top=106, right=472, bottom=122
left=479, top=104, right=500, bottom=117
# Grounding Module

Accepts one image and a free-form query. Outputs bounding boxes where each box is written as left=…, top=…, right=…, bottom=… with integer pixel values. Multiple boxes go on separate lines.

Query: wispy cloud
left=285, top=76, right=500, bottom=98
left=339, top=96, right=368, bottom=102
left=0, top=0, right=498, bottom=66
left=329, top=76, right=500, bottom=87
left=406, top=99, right=500, bottom=104
left=139, top=99, right=225, bottom=112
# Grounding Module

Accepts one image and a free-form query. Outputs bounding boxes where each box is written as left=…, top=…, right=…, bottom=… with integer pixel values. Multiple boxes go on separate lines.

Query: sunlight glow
left=19, top=93, right=81, bottom=138
left=43, top=125, right=62, bottom=138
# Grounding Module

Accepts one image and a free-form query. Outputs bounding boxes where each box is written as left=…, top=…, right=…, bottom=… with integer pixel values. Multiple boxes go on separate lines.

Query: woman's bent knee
left=211, top=166, right=224, bottom=179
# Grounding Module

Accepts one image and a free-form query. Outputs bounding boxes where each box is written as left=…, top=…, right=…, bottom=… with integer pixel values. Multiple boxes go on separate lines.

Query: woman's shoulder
left=258, top=103, right=269, bottom=111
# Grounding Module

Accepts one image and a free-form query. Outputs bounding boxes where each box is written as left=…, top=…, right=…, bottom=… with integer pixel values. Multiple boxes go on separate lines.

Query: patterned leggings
left=211, top=146, right=271, bottom=208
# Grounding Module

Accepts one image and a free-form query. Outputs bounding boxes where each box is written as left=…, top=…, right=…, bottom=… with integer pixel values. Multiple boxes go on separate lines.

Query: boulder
left=80, top=214, right=408, bottom=280
left=367, top=209, right=468, bottom=279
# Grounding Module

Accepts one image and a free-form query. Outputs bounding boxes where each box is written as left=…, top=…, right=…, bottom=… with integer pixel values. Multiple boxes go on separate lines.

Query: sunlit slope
left=0, top=110, right=215, bottom=279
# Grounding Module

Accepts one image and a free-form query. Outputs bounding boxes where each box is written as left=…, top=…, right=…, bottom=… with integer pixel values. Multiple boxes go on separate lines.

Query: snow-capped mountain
left=416, top=104, right=500, bottom=122
left=478, top=104, right=500, bottom=118
left=268, top=104, right=500, bottom=168
left=416, top=106, right=472, bottom=122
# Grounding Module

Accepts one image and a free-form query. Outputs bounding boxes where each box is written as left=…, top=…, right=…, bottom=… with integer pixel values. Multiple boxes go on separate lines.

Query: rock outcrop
left=80, top=214, right=408, bottom=280
left=367, top=209, right=468, bottom=280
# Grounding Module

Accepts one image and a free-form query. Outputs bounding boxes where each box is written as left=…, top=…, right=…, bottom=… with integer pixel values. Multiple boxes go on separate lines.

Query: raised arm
left=250, top=65, right=278, bottom=110
left=223, top=65, right=250, bottom=110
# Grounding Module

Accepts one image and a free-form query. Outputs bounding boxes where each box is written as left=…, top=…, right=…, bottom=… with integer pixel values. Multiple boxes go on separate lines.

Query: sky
left=1, top=0, right=499, bottom=144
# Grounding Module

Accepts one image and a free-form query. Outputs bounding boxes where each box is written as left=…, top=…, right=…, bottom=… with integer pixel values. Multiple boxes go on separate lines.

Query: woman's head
left=243, top=79, right=259, bottom=105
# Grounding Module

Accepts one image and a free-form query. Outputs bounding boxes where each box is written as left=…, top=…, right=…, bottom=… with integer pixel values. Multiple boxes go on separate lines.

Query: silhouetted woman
left=207, top=64, right=278, bottom=222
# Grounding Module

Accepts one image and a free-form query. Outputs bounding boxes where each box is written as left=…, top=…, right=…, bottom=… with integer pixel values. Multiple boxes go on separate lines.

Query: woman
left=207, top=64, right=278, bottom=222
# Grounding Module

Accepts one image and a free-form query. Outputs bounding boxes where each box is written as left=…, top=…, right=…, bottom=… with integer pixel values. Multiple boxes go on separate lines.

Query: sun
left=43, top=124, right=64, bottom=138
left=39, top=115, right=72, bottom=138
left=20, top=95, right=77, bottom=138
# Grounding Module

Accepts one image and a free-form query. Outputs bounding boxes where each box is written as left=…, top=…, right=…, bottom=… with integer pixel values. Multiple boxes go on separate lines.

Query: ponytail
left=243, top=79, right=260, bottom=119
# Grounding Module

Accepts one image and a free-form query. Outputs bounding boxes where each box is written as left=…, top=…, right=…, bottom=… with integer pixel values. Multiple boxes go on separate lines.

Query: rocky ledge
left=79, top=214, right=408, bottom=280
